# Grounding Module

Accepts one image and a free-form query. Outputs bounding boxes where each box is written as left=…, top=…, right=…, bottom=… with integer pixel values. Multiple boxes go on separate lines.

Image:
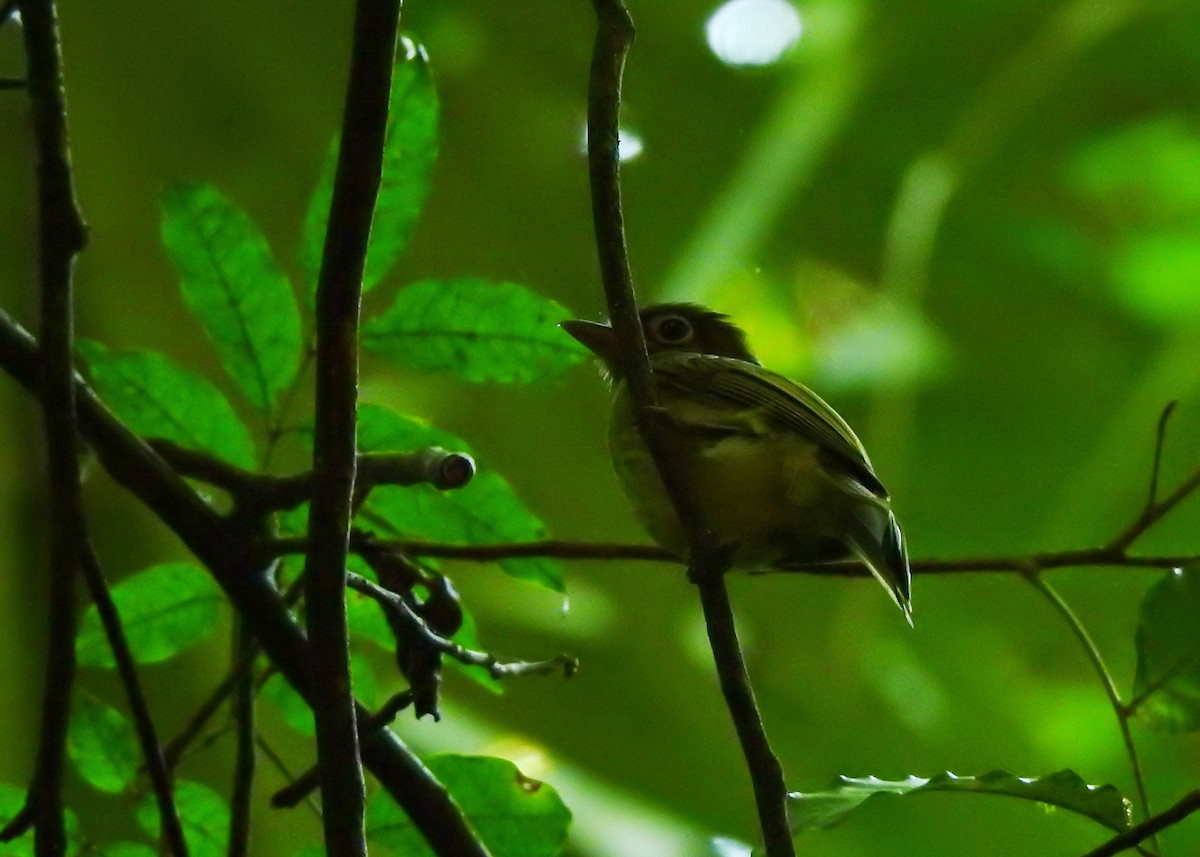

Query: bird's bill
left=560, top=318, right=617, bottom=361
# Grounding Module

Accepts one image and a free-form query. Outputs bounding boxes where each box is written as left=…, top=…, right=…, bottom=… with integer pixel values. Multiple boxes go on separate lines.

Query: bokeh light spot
left=705, top=0, right=803, bottom=67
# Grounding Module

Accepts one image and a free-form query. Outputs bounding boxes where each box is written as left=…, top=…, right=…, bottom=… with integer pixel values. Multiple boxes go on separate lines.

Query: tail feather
left=842, top=503, right=912, bottom=626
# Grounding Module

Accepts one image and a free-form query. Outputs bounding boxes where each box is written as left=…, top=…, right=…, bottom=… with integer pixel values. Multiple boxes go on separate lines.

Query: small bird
left=561, top=302, right=912, bottom=623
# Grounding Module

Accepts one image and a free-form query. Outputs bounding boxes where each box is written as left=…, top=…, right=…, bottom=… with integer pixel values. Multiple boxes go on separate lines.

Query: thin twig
left=1024, top=574, right=1156, bottom=848
left=1144, top=401, right=1177, bottom=512
left=257, top=736, right=323, bottom=818
left=0, top=0, right=90, bottom=851
left=228, top=623, right=256, bottom=857
left=585, top=2, right=792, bottom=853
left=79, top=546, right=188, bottom=856
left=1080, top=790, right=1200, bottom=857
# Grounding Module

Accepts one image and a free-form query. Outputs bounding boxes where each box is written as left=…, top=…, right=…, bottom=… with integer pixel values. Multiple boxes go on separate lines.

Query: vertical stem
left=585, top=2, right=793, bottom=853
left=2, top=1, right=89, bottom=853
left=228, top=621, right=256, bottom=857
left=305, top=0, right=401, bottom=852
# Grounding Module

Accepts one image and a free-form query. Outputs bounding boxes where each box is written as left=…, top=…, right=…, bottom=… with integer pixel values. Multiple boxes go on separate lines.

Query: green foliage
left=357, top=405, right=563, bottom=591
left=67, top=690, right=138, bottom=794
left=76, top=562, right=223, bottom=668
left=77, top=340, right=256, bottom=469
left=160, top=182, right=302, bottom=412
left=0, top=783, right=78, bottom=857
left=136, top=780, right=229, bottom=857
left=301, top=35, right=438, bottom=293
left=366, top=755, right=571, bottom=857
left=362, top=279, right=589, bottom=383
left=785, top=770, right=1132, bottom=837
left=263, top=652, right=378, bottom=736
left=95, top=844, right=159, bottom=857
left=1133, top=566, right=1200, bottom=731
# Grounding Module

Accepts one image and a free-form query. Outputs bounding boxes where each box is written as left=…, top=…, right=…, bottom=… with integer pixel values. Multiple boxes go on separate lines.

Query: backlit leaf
left=1133, top=566, right=1200, bottom=731
left=161, top=182, right=302, bottom=412
left=362, top=279, right=588, bottom=383
left=78, top=340, right=256, bottom=469
left=76, top=563, right=223, bottom=667
left=68, top=690, right=138, bottom=793
left=366, top=754, right=571, bottom=857
left=301, top=35, right=438, bottom=293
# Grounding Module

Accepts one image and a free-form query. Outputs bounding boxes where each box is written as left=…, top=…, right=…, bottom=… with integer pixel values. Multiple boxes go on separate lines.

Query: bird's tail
left=842, top=503, right=913, bottom=626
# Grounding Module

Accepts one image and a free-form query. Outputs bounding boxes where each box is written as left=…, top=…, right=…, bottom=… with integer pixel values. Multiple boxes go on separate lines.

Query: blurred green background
left=4, top=0, right=1200, bottom=854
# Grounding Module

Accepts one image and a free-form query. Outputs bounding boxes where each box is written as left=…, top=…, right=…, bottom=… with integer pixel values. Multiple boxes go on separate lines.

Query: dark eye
left=653, top=314, right=693, bottom=344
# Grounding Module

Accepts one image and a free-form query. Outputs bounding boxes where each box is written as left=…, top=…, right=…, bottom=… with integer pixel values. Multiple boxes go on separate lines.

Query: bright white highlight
left=705, top=0, right=803, bottom=67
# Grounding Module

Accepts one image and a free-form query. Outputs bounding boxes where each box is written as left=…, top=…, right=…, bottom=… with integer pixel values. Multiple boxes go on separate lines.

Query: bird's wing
left=652, top=352, right=888, bottom=498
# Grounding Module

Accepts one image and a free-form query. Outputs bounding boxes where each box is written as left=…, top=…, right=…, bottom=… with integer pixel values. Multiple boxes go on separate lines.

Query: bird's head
left=561, top=303, right=758, bottom=377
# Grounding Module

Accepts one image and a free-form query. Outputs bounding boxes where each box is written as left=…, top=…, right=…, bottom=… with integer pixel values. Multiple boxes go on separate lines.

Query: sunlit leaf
left=76, top=563, right=223, bottom=667
left=137, top=780, right=229, bottom=857
left=161, top=182, right=302, bottom=412
left=301, top=35, right=438, bottom=293
left=366, top=754, right=571, bottom=857
left=357, top=405, right=563, bottom=591
left=785, top=770, right=1130, bottom=836
left=68, top=690, right=138, bottom=794
left=77, top=340, right=256, bottom=469
left=362, top=279, right=588, bottom=383
left=1133, top=567, right=1200, bottom=731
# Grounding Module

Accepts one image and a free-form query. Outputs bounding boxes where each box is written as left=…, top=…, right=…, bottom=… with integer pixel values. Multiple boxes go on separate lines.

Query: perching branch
left=585, top=2, right=793, bottom=854
left=1080, top=790, right=1200, bottom=857
left=305, top=0, right=401, bottom=852
left=1, top=2, right=90, bottom=853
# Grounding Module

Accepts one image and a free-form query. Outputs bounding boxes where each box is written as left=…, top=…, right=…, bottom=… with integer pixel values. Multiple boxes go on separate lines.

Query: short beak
left=560, top=318, right=617, bottom=362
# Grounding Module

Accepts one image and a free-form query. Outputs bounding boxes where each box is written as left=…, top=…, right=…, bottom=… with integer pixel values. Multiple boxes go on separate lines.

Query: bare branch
left=1080, top=790, right=1200, bottom=857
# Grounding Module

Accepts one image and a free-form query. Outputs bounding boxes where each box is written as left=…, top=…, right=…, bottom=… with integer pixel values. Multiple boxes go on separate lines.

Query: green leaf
left=264, top=653, right=377, bottom=735
left=362, top=279, right=589, bottom=383
left=1108, top=231, right=1200, bottom=325
left=357, top=405, right=563, bottom=591
left=77, top=340, right=257, bottom=469
left=76, top=562, right=223, bottom=667
left=0, top=784, right=80, bottom=857
left=366, top=755, right=571, bottom=857
left=161, top=182, right=302, bottom=412
left=68, top=690, right=138, bottom=793
left=301, top=35, right=438, bottom=293
left=137, top=780, right=229, bottom=857
left=1133, top=567, right=1200, bottom=731
left=786, top=770, right=1131, bottom=836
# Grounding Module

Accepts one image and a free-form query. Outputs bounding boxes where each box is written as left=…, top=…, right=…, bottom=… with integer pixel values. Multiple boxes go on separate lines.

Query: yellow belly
left=608, top=391, right=845, bottom=568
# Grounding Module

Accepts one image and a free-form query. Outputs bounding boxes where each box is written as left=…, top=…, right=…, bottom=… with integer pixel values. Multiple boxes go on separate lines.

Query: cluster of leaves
left=0, top=35, right=583, bottom=857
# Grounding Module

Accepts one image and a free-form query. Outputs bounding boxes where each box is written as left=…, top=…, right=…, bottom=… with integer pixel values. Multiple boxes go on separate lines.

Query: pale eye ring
left=653, top=314, right=693, bottom=344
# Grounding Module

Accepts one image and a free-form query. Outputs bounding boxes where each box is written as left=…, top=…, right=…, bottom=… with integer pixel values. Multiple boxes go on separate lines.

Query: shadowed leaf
left=137, top=780, right=228, bottom=857
left=1134, top=566, right=1200, bottom=731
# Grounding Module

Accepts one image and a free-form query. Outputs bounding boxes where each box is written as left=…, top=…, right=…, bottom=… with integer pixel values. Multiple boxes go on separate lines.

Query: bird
left=561, top=302, right=912, bottom=623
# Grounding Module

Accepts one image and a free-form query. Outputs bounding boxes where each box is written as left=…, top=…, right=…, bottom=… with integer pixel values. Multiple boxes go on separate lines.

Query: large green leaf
left=357, top=405, right=563, bottom=591
left=76, top=562, right=223, bottom=667
left=137, top=780, right=228, bottom=857
left=785, top=770, right=1131, bottom=837
left=362, top=279, right=588, bottom=383
left=301, top=35, right=438, bottom=293
left=366, top=754, right=571, bottom=857
left=77, top=340, right=256, bottom=469
left=1133, top=566, right=1200, bottom=731
left=161, top=182, right=302, bottom=412
left=67, top=690, right=138, bottom=794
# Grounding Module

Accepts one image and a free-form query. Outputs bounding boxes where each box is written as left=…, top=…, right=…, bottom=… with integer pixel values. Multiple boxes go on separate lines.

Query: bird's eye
left=653, top=314, right=693, bottom=344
